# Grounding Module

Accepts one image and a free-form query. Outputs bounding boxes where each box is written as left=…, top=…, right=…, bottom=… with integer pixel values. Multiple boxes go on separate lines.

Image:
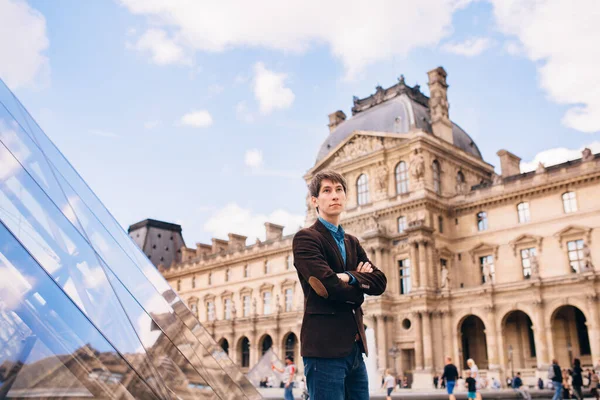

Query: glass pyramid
left=0, top=79, right=261, bottom=399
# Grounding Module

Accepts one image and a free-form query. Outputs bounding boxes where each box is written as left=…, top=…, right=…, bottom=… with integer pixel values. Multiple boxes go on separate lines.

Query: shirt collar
left=318, top=216, right=345, bottom=238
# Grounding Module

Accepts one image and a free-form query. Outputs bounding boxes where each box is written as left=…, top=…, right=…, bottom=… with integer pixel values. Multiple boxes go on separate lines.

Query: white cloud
left=244, top=149, right=263, bottom=168
left=520, top=142, right=600, bottom=172
left=490, top=0, right=600, bottom=133
left=117, top=0, right=471, bottom=79
left=179, top=110, right=213, bottom=128
left=441, top=37, right=492, bottom=56
left=503, top=40, right=523, bottom=56
left=89, top=129, right=120, bottom=138
left=0, top=0, right=50, bottom=88
left=203, top=203, right=304, bottom=241
left=253, top=62, right=295, bottom=114
left=208, top=83, right=224, bottom=95
left=129, top=28, right=191, bottom=66
left=235, top=101, right=255, bottom=123
left=144, top=120, right=160, bottom=129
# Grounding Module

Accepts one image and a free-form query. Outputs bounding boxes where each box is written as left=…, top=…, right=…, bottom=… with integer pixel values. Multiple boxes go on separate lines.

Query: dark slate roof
left=128, top=218, right=182, bottom=233
left=316, top=81, right=482, bottom=163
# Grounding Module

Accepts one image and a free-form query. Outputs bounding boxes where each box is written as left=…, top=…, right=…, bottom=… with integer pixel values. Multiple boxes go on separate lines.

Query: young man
left=512, top=372, right=532, bottom=400
left=272, top=356, right=296, bottom=400
left=441, top=356, right=459, bottom=400
left=550, top=359, right=563, bottom=400
left=465, top=371, right=477, bottom=400
left=293, top=170, right=387, bottom=400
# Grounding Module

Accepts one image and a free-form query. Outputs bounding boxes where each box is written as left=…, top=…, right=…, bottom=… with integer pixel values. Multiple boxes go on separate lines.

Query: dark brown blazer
left=292, top=220, right=387, bottom=358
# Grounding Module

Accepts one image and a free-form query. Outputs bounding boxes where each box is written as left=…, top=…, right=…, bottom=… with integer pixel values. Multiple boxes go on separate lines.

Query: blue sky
left=2, top=0, right=599, bottom=246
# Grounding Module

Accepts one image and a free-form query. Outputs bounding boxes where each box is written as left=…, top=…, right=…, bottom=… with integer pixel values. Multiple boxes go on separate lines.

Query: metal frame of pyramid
left=0, top=79, right=261, bottom=399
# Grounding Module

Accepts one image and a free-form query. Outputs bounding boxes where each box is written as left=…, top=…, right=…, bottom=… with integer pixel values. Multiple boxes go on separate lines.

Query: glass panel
left=0, top=222, right=160, bottom=399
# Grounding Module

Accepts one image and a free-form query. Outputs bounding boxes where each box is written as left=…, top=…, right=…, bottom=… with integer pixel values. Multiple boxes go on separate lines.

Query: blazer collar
left=313, top=219, right=348, bottom=270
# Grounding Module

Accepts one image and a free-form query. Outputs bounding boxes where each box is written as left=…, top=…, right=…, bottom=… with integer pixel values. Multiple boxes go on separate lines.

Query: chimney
left=496, top=150, right=521, bottom=177
left=427, top=67, right=453, bottom=144
left=328, top=110, right=346, bottom=133
left=195, top=243, right=212, bottom=257
left=211, top=238, right=229, bottom=254
left=228, top=233, right=247, bottom=251
left=265, top=222, right=284, bottom=241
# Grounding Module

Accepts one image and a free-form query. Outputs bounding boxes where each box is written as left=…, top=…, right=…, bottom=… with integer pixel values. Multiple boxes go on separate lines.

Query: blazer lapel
left=344, top=237, right=352, bottom=271
left=314, top=220, right=345, bottom=270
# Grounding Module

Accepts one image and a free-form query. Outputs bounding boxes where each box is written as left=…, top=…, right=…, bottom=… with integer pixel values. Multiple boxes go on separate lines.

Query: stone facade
left=159, top=67, right=600, bottom=388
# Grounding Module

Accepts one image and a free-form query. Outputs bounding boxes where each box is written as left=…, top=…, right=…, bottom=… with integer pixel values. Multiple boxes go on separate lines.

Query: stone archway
left=218, top=337, right=229, bottom=355
left=502, top=310, right=537, bottom=374
left=282, top=332, right=299, bottom=363
left=237, top=336, right=250, bottom=368
left=259, top=334, right=273, bottom=356
left=551, top=305, right=592, bottom=367
left=459, top=315, right=489, bottom=369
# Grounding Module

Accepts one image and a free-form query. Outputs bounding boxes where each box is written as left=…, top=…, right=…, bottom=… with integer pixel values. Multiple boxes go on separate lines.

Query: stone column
left=485, top=306, right=500, bottom=371
left=587, top=295, right=600, bottom=365
left=422, top=311, right=434, bottom=371
left=377, top=315, right=388, bottom=371
left=534, top=301, right=550, bottom=367
left=388, top=250, right=399, bottom=298
left=250, top=333, right=259, bottom=368
left=410, top=242, right=420, bottom=289
left=374, top=248, right=383, bottom=273
left=427, top=244, right=437, bottom=289
left=414, top=312, right=424, bottom=370
left=418, top=240, right=428, bottom=289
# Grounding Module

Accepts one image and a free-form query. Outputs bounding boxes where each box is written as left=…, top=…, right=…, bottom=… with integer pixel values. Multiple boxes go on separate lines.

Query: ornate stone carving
left=409, top=149, right=425, bottom=182
left=440, top=264, right=449, bottom=289
left=330, top=135, right=384, bottom=165
left=583, top=243, right=594, bottom=271
left=536, top=162, right=546, bottom=174
left=582, top=147, right=594, bottom=162
left=529, top=254, right=539, bottom=278
left=492, top=174, right=502, bottom=185
left=252, top=297, right=257, bottom=316
left=482, top=259, right=493, bottom=284
left=375, top=162, right=389, bottom=191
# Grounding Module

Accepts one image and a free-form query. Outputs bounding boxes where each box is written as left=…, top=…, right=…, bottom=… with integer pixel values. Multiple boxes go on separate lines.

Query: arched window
left=357, top=174, right=369, bottom=205
left=285, top=333, right=298, bottom=360
left=562, top=191, right=578, bottom=213
left=395, top=161, right=409, bottom=194
left=240, top=337, right=250, bottom=368
left=457, top=170, right=465, bottom=184
left=261, top=335, right=273, bottom=355
left=517, top=202, right=530, bottom=223
left=432, top=160, right=441, bottom=194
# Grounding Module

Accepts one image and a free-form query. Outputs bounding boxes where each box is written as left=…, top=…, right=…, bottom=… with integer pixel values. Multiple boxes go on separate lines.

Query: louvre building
left=0, top=79, right=261, bottom=399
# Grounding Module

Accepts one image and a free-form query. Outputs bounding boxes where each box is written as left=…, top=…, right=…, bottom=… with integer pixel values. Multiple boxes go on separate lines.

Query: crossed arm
left=292, top=231, right=386, bottom=303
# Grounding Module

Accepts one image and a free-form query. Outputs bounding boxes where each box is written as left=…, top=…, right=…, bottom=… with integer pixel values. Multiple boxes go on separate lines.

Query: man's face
left=312, top=179, right=346, bottom=218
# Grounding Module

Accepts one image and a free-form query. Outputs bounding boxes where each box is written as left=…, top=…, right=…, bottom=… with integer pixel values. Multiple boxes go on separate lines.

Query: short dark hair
left=308, top=170, right=347, bottom=198
left=286, top=355, right=294, bottom=362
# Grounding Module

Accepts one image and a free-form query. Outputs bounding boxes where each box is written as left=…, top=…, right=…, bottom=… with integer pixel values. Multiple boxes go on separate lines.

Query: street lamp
left=508, top=345, right=514, bottom=382
left=388, top=346, right=400, bottom=374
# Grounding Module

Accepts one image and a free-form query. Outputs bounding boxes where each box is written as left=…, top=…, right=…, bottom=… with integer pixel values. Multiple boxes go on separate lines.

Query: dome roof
left=316, top=82, right=482, bottom=163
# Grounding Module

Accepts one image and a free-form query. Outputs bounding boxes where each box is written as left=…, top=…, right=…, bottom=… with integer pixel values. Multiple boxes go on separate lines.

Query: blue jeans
left=552, top=381, right=562, bottom=400
left=446, top=380, right=456, bottom=394
left=303, top=342, right=369, bottom=400
left=284, top=383, right=294, bottom=400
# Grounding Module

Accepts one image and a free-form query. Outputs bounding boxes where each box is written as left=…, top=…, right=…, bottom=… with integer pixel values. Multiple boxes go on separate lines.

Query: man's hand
left=356, top=261, right=373, bottom=273
left=337, top=273, right=350, bottom=283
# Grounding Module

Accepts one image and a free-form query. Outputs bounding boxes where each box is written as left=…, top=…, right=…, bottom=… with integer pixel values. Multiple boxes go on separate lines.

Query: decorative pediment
left=554, top=225, right=593, bottom=248
left=509, top=234, right=543, bottom=256
left=219, top=290, right=233, bottom=299
left=239, top=286, right=253, bottom=297
left=203, top=293, right=216, bottom=302
left=259, top=282, right=274, bottom=292
left=468, top=242, right=499, bottom=263
left=188, top=296, right=199, bottom=304
left=436, top=246, right=454, bottom=257
left=280, top=278, right=297, bottom=291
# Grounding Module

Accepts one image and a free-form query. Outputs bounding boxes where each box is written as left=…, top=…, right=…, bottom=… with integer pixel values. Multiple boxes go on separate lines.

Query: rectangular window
left=263, top=291, right=272, bottom=315
left=398, top=216, right=407, bottom=233
left=567, top=239, right=585, bottom=273
left=520, top=247, right=537, bottom=279
left=398, top=259, right=411, bottom=295
left=264, top=261, right=270, bottom=274
left=244, top=264, right=249, bottom=278
left=517, top=202, right=530, bottom=223
left=479, top=255, right=495, bottom=284
left=207, top=301, right=215, bottom=321
left=287, top=256, right=293, bottom=270
left=285, top=288, right=293, bottom=312
left=477, top=212, right=488, bottom=231
left=562, top=192, right=578, bottom=213
left=438, top=216, right=444, bottom=233
left=224, top=298, right=232, bottom=320
left=190, top=302, right=198, bottom=317
left=243, top=295, right=251, bottom=317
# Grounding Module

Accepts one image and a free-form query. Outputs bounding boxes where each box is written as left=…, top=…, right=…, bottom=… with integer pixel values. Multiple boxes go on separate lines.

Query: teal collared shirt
left=318, top=216, right=357, bottom=285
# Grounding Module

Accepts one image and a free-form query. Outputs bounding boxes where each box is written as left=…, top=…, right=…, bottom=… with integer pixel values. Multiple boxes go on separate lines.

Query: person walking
left=512, top=372, right=532, bottom=400
left=272, top=356, right=296, bottom=400
left=465, top=370, right=477, bottom=400
left=570, top=358, right=584, bottom=400
left=382, top=369, right=395, bottom=400
left=549, top=359, right=563, bottom=400
left=591, top=370, right=599, bottom=400
left=441, top=356, right=459, bottom=400
left=466, top=359, right=482, bottom=400
left=293, top=170, right=387, bottom=400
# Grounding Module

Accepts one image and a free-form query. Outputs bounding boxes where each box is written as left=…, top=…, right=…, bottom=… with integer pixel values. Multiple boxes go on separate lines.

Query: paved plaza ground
left=258, top=387, right=595, bottom=399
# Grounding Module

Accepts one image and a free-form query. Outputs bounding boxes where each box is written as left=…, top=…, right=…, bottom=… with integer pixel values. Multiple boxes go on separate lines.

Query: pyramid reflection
left=0, top=79, right=261, bottom=399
